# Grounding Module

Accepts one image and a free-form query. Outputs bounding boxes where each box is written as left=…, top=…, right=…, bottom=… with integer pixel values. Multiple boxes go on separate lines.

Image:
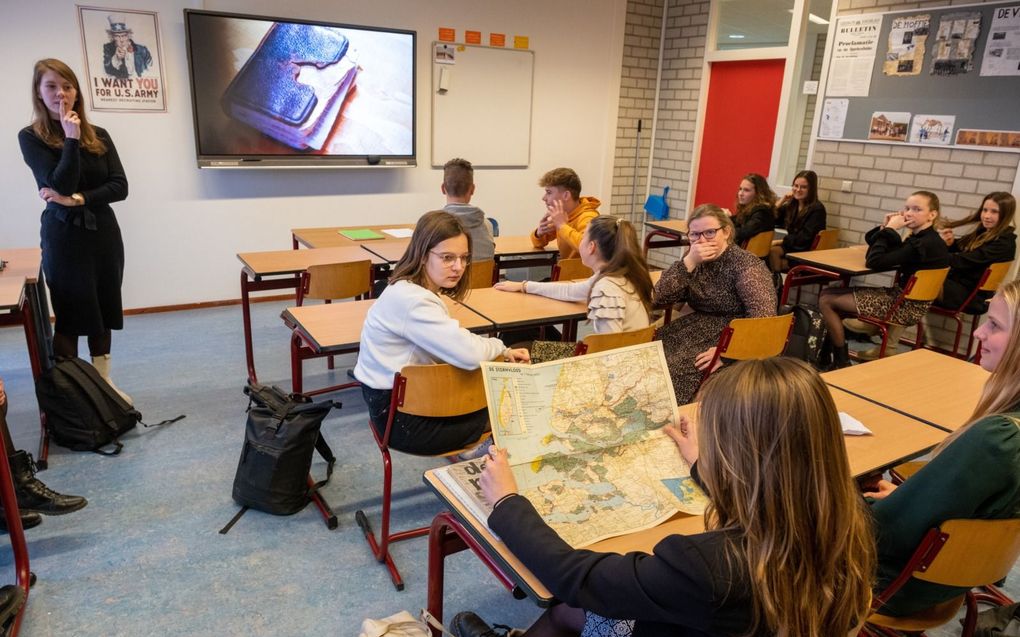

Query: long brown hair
left=734, top=173, right=776, bottom=223
left=390, top=211, right=473, bottom=302
left=784, top=170, right=819, bottom=225
left=696, top=358, right=875, bottom=636
left=935, top=279, right=1020, bottom=454
left=585, top=215, right=653, bottom=316
left=30, top=59, right=107, bottom=155
left=942, top=192, right=1016, bottom=252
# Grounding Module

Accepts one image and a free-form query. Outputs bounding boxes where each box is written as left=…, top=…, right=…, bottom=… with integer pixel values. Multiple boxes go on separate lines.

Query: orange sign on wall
left=438, top=27, right=455, bottom=42
left=465, top=30, right=481, bottom=45
left=490, top=33, right=506, bottom=47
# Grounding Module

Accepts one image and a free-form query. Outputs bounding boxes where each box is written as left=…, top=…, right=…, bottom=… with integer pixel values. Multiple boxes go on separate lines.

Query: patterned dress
left=654, top=246, right=777, bottom=404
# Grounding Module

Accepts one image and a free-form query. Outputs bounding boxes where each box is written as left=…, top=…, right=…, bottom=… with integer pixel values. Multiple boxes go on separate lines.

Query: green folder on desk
left=338, top=228, right=385, bottom=240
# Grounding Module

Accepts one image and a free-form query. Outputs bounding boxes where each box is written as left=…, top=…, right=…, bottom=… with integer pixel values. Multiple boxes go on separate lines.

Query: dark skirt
left=41, top=210, right=124, bottom=336
left=361, top=385, right=489, bottom=455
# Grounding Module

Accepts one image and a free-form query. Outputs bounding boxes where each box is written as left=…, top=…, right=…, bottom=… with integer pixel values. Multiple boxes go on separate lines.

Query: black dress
left=18, top=126, right=128, bottom=336
left=938, top=228, right=1016, bottom=310
left=776, top=200, right=826, bottom=254
left=732, top=203, right=775, bottom=246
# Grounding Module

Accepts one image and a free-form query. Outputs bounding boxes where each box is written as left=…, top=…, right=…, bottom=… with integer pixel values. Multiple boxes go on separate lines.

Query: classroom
left=1, top=0, right=1019, bottom=635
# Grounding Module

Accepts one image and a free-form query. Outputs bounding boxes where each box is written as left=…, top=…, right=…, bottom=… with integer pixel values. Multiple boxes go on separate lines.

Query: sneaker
left=455, top=438, right=493, bottom=462
left=450, top=611, right=521, bottom=637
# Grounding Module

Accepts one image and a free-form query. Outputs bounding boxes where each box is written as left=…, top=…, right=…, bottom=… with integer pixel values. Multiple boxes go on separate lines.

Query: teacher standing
left=18, top=58, right=131, bottom=403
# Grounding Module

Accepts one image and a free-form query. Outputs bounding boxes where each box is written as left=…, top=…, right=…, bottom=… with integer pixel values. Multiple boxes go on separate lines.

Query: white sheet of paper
left=840, top=412, right=873, bottom=436
left=383, top=228, right=414, bottom=238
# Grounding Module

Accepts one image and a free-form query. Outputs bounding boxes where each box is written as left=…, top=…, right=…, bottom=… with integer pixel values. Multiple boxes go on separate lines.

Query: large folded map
left=435, top=342, right=707, bottom=548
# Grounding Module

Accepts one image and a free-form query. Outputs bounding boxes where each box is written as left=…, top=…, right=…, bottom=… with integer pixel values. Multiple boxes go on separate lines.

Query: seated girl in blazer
left=937, top=191, right=1016, bottom=310
left=731, top=173, right=776, bottom=247
left=769, top=169, right=827, bottom=272
left=450, top=357, right=875, bottom=637
left=493, top=215, right=653, bottom=334
left=354, top=211, right=529, bottom=455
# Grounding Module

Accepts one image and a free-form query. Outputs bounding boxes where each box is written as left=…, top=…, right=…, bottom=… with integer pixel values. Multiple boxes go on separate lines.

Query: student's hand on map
left=480, top=447, right=518, bottom=504
left=494, top=281, right=524, bottom=293
left=664, top=416, right=698, bottom=465
left=693, top=346, right=720, bottom=372
left=862, top=479, right=898, bottom=500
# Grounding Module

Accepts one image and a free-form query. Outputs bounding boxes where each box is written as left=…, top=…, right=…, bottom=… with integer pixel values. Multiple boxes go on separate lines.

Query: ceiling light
left=787, top=9, right=829, bottom=25
left=728, top=34, right=745, bottom=39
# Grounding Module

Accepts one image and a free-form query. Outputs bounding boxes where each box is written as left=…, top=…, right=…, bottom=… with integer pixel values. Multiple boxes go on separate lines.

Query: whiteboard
left=431, top=44, right=534, bottom=168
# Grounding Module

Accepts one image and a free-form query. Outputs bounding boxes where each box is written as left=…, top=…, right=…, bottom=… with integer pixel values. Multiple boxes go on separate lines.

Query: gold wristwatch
left=71, top=193, right=85, bottom=206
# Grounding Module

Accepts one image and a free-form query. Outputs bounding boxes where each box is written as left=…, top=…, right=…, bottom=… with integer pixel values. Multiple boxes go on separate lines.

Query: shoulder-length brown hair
left=30, top=59, right=107, bottom=155
left=585, top=215, right=653, bottom=316
left=734, top=173, right=776, bottom=222
left=389, top=210, right=473, bottom=302
left=942, top=191, right=1016, bottom=252
left=688, top=203, right=736, bottom=245
left=696, top=358, right=875, bottom=636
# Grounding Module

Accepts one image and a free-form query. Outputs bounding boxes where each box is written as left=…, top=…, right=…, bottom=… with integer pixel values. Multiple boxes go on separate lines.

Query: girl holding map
left=450, top=357, right=875, bottom=637
left=494, top=215, right=653, bottom=334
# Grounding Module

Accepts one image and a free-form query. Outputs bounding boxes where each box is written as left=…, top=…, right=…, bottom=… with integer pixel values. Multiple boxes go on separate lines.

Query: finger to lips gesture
left=60, top=100, right=81, bottom=139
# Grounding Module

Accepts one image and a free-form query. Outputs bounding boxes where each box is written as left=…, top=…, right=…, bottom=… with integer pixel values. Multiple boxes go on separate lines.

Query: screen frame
left=183, top=8, right=417, bottom=169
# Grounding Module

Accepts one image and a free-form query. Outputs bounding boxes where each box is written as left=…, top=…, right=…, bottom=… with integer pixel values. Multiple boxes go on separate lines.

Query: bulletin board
left=431, top=43, right=534, bottom=167
left=820, top=1, right=1020, bottom=151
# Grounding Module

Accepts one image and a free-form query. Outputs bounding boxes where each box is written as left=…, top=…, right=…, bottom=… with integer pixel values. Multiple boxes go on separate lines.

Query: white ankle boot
left=91, top=354, right=133, bottom=405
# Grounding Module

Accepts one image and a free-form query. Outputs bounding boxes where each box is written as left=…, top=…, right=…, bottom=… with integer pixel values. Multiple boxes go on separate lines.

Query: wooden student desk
left=424, top=383, right=946, bottom=624
left=781, top=245, right=873, bottom=304
left=280, top=297, right=495, bottom=394
left=457, top=287, right=588, bottom=340
left=236, top=246, right=387, bottom=384
left=291, top=224, right=416, bottom=250
left=822, top=349, right=989, bottom=432
left=643, top=218, right=688, bottom=257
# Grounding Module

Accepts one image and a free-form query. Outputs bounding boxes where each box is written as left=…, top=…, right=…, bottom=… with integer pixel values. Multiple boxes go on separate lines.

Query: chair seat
left=867, top=595, right=964, bottom=631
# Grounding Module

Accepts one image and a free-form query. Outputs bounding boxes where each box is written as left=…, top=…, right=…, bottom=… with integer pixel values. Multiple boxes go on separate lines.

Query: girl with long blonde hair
left=866, top=279, right=1020, bottom=617
left=452, top=357, right=875, bottom=637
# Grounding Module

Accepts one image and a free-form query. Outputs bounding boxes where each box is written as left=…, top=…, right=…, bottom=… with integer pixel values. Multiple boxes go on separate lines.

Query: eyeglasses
left=430, top=251, right=471, bottom=267
left=688, top=227, right=723, bottom=242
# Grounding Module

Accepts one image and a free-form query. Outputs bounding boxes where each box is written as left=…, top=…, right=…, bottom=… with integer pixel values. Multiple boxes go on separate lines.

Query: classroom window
left=715, top=0, right=796, bottom=51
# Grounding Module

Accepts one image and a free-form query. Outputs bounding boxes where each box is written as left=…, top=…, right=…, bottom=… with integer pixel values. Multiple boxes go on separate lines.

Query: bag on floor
left=35, top=357, right=182, bottom=454
left=229, top=383, right=338, bottom=517
left=780, top=304, right=828, bottom=368
left=359, top=610, right=452, bottom=637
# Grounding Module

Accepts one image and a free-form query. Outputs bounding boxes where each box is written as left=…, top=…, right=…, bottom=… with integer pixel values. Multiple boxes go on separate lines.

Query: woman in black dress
left=769, top=169, right=827, bottom=272
left=18, top=58, right=131, bottom=402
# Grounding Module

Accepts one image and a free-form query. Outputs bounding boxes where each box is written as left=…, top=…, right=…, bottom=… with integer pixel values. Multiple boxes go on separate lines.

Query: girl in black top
left=819, top=191, right=950, bottom=368
left=18, top=59, right=131, bottom=402
left=731, top=173, right=775, bottom=247
left=450, top=358, right=875, bottom=637
left=937, top=191, right=1016, bottom=310
left=769, top=169, right=827, bottom=272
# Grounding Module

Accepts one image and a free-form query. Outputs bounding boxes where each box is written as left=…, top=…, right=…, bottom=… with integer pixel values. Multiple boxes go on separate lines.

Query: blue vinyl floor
left=0, top=299, right=1015, bottom=636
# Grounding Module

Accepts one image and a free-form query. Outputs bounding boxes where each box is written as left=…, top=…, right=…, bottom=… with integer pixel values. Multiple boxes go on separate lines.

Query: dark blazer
left=940, top=228, right=1016, bottom=309
left=864, top=225, right=950, bottom=287
left=733, top=203, right=775, bottom=247
left=777, top=200, right=826, bottom=254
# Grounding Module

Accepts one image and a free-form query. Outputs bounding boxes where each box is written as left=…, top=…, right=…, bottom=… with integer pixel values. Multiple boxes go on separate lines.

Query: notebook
left=339, top=229, right=386, bottom=240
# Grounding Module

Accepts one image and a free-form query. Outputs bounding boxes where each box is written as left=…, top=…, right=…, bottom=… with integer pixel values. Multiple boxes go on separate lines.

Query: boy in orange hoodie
left=531, top=167, right=600, bottom=258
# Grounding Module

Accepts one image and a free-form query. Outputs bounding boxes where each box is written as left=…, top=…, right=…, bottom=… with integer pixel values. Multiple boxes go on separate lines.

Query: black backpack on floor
left=35, top=357, right=179, bottom=454
left=780, top=304, right=829, bottom=368
left=229, top=383, right=338, bottom=518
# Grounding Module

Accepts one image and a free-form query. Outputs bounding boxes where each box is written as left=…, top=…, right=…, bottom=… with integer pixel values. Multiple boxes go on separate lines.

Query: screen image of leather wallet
left=222, top=22, right=359, bottom=150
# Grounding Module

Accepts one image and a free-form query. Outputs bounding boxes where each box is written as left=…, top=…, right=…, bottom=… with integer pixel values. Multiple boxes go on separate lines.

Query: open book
left=436, top=342, right=707, bottom=548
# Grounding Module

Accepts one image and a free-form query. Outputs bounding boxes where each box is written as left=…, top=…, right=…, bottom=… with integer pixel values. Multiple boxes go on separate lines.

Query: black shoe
left=10, top=450, right=88, bottom=515
left=832, top=343, right=851, bottom=369
left=450, top=612, right=518, bottom=637
left=0, top=584, right=25, bottom=627
left=0, top=508, right=42, bottom=532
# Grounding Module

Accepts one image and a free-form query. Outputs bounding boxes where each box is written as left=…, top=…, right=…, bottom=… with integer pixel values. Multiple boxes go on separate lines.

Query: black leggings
left=53, top=330, right=111, bottom=359
left=361, top=385, right=488, bottom=455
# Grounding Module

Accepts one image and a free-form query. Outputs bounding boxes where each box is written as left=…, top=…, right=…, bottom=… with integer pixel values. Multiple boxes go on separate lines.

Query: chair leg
left=962, top=591, right=980, bottom=637
left=290, top=335, right=303, bottom=395
left=876, top=324, right=890, bottom=359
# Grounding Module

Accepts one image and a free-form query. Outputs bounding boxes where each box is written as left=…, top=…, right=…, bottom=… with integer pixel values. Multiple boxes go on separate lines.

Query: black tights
left=53, top=330, right=112, bottom=359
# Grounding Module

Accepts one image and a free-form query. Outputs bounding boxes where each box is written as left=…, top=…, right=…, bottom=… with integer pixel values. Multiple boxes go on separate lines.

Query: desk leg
left=21, top=283, right=49, bottom=466
left=290, top=334, right=303, bottom=395
left=241, top=271, right=258, bottom=385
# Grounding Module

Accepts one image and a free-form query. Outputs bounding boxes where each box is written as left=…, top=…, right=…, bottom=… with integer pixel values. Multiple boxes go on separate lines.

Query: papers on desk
left=840, top=412, right=873, bottom=436
left=338, top=228, right=385, bottom=240
left=434, top=459, right=497, bottom=536
left=382, top=228, right=414, bottom=238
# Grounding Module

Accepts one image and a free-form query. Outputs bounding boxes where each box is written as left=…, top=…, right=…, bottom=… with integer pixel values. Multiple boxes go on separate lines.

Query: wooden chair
left=914, top=260, right=1013, bottom=359
left=852, top=267, right=950, bottom=360
left=699, top=314, right=794, bottom=385
left=551, top=258, right=593, bottom=281
left=741, top=230, right=775, bottom=258
left=573, top=325, right=656, bottom=356
left=863, top=518, right=1020, bottom=637
left=356, top=364, right=490, bottom=591
left=467, top=259, right=495, bottom=289
left=291, top=260, right=373, bottom=396
left=810, top=227, right=840, bottom=251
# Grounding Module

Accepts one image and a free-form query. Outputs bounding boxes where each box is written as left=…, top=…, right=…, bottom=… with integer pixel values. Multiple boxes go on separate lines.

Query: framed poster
left=77, top=6, right=167, bottom=112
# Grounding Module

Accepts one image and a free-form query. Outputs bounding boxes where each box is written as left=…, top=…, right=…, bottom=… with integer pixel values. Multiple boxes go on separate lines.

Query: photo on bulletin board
left=883, top=14, right=930, bottom=76
left=908, top=114, right=955, bottom=145
left=956, top=128, right=1020, bottom=149
left=868, top=111, right=910, bottom=141
left=78, top=5, right=167, bottom=112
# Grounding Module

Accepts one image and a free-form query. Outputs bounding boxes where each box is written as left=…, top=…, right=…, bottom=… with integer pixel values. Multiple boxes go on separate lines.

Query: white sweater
left=525, top=274, right=650, bottom=334
left=354, top=280, right=507, bottom=390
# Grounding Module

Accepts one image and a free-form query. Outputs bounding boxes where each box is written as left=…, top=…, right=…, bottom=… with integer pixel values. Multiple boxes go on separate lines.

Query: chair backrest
left=299, top=260, right=373, bottom=305
left=395, top=364, right=487, bottom=418
left=810, top=228, right=840, bottom=251
left=981, top=260, right=1014, bottom=293
left=552, top=258, right=594, bottom=282
left=913, top=518, right=1020, bottom=588
left=467, top=260, right=495, bottom=289
left=719, top=314, right=795, bottom=361
left=742, top=230, right=775, bottom=258
left=576, top=325, right=656, bottom=356
left=903, top=267, right=950, bottom=303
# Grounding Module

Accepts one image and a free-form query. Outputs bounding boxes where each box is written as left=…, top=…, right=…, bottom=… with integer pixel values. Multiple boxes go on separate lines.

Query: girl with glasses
left=769, top=169, right=827, bottom=273
left=354, top=211, right=529, bottom=455
left=653, top=204, right=776, bottom=404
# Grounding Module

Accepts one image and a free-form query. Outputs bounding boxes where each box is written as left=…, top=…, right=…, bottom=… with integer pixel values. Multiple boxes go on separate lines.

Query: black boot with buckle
left=10, top=450, right=88, bottom=516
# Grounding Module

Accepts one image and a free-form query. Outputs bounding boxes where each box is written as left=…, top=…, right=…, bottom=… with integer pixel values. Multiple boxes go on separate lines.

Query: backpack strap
left=218, top=506, right=249, bottom=535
